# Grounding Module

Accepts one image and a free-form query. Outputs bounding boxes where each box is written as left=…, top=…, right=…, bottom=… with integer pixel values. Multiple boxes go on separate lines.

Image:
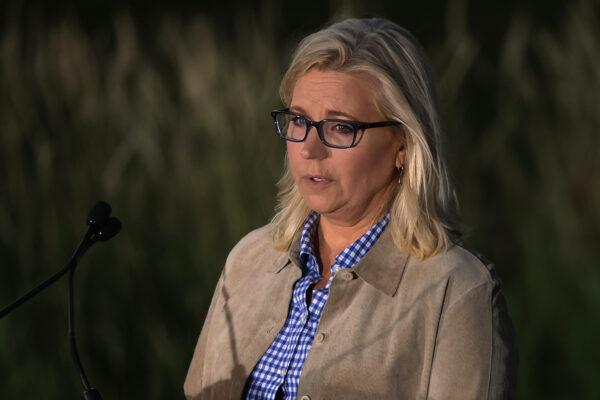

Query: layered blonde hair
left=270, top=17, right=460, bottom=259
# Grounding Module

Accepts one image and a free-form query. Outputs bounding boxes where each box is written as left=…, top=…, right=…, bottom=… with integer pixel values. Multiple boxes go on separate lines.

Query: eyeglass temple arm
left=360, top=120, right=402, bottom=129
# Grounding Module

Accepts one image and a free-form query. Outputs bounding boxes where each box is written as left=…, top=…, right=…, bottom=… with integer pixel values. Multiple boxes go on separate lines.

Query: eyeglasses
left=271, top=108, right=402, bottom=149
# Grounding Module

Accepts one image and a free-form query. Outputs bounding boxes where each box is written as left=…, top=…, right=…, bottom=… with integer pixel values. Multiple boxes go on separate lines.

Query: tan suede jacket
left=184, top=224, right=518, bottom=400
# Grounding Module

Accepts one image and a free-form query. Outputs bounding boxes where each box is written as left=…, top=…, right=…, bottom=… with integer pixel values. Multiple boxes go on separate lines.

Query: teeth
left=312, top=177, right=325, bottom=182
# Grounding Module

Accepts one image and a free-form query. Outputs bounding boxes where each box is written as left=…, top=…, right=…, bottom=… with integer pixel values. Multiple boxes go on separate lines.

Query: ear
left=395, top=142, right=406, bottom=169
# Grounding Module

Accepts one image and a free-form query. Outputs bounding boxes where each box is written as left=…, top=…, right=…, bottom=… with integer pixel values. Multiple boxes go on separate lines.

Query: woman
left=184, top=17, right=518, bottom=400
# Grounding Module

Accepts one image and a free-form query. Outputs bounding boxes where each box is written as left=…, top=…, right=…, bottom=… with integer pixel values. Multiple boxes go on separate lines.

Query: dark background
left=0, top=0, right=598, bottom=398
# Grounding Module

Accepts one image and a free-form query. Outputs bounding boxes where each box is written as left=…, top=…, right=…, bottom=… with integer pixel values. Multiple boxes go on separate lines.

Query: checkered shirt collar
left=298, top=211, right=391, bottom=273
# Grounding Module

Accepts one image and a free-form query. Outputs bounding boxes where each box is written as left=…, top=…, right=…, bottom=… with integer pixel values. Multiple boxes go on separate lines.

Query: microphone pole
left=0, top=201, right=122, bottom=400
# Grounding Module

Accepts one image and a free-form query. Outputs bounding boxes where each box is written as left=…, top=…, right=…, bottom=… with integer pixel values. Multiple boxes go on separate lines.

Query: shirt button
left=315, top=332, right=326, bottom=343
left=300, top=396, right=311, bottom=400
left=279, top=369, right=287, bottom=377
left=300, top=313, right=307, bottom=323
left=340, top=270, right=354, bottom=281
left=332, top=265, right=341, bottom=274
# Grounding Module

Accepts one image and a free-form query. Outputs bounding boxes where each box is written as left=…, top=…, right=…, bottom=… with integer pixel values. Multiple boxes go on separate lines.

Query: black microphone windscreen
left=97, top=217, right=121, bottom=242
left=87, top=201, right=111, bottom=228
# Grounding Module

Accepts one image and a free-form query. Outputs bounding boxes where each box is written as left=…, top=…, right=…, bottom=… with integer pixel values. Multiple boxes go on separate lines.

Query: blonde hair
left=270, top=17, right=460, bottom=259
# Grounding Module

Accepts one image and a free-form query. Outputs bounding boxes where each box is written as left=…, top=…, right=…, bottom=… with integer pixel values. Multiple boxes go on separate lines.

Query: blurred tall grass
left=0, top=1, right=598, bottom=398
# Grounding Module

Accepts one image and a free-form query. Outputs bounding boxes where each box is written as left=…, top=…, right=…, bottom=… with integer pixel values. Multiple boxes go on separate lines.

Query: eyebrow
left=289, top=105, right=360, bottom=121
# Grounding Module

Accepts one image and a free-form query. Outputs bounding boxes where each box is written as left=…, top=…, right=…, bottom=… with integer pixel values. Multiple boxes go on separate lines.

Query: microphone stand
left=68, top=228, right=104, bottom=400
left=0, top=231, right=91, bottom=319
left=0, top=202, right=121, bottom=400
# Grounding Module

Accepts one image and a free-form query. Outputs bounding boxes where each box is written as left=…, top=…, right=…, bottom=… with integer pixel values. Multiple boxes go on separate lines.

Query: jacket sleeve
left=427, top=280, right=518, bottom=400
left=183, top=271, right=225, bottom=400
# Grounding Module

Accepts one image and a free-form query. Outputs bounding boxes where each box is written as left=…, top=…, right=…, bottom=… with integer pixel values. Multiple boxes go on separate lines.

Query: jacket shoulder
left=221, top=224, right=285, bottom=281
left=414, top=241, right=502, bottom=302
left=227, top=224, right=275, bottom=260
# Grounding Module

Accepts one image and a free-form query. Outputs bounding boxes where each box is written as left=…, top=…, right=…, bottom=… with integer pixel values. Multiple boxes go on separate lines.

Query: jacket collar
left=272, top=225, right=410, bottom=297
left=353, top=227, right=410, bottom=297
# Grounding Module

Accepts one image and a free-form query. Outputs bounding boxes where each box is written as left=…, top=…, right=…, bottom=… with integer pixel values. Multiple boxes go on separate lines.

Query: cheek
left=341, top=147, right=396, bottom=188
left=286, top=142, right=297, bottom=164
left=286, top=144, right=302, bottom=177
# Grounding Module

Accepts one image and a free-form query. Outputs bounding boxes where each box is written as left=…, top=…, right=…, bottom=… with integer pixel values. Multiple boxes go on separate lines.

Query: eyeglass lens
left=275, top=113, right=357, bottom=147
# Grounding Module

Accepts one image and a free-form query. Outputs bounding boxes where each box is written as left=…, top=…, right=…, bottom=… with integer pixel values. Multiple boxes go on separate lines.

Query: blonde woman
left=184, top=17, right=518, bottom=400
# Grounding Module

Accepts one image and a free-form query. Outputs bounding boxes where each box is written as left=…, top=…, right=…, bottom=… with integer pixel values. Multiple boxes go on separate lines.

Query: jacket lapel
left=353, top=228, right=410, bottom=297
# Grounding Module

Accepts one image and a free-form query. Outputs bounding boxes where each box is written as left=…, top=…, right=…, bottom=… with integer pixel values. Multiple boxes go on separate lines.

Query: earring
left=398, top=165, right=404, bottom=183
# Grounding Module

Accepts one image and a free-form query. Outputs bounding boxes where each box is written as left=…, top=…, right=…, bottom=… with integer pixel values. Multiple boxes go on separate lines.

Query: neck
left=316, top=201, right=391, bottom=274
left=318, top=182, right=395, bottom=254
left=313, top=180, right=396, bottom=270
left=317, top=211, right=381, bottom=259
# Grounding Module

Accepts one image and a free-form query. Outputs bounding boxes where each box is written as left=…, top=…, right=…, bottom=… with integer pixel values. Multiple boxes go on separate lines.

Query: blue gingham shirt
left=244, top=211, right=391, bottom=400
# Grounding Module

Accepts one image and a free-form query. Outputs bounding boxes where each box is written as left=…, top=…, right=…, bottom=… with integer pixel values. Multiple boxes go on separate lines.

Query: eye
left=290, top=115, right=308, bottom=127
left=332, top=122, right=354, bottom=134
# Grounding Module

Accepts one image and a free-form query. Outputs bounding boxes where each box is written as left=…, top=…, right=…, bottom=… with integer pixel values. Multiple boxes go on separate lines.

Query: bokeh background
left=0, top=0, right=598, bottom=398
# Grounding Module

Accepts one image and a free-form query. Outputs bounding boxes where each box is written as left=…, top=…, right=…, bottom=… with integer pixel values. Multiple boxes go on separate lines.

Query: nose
left=300, top=126, right=328, bottom=159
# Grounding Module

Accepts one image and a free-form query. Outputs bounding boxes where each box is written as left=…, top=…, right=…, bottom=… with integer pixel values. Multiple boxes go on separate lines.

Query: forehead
left=290, top=69, right=380, bottom=120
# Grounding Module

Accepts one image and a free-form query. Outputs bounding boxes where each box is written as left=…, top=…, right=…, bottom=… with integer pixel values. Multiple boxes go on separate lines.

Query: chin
left=303, top=198, right=339, bottom=216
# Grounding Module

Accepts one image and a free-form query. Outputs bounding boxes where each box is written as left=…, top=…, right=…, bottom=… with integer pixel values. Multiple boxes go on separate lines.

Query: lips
left=304, top=174, right=333, bottom=182
left=302, top=174, right=334, bottom=189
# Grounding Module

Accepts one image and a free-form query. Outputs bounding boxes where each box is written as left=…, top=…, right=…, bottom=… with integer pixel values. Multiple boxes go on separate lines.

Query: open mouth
left=304, top=175, right=333, bottom=186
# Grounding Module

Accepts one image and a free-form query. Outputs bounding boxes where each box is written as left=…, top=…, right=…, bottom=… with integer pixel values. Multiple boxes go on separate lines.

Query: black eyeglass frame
left=270, top=108, right=402, bottom=149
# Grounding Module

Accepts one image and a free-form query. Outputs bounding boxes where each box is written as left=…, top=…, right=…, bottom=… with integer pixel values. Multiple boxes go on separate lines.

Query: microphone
left=96, top=217, right=122, bottom=242
left=87, top=201, right=111, bottom=229
left=86, top=201, right=111, bottom=227
left=0, top=201, right=122, bottom=399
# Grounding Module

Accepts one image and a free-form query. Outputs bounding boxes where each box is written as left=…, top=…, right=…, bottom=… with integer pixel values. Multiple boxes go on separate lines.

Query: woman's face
left=287, top=69, right=405, bottom=226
